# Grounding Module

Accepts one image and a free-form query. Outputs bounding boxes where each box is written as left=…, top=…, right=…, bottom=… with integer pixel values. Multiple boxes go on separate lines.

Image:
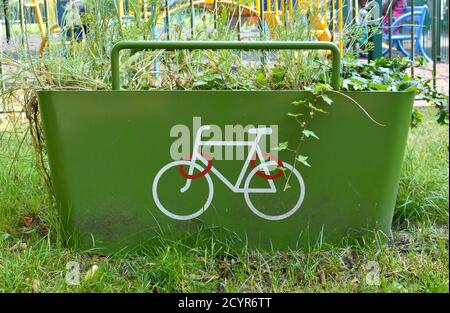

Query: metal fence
left=1, top=0, right=449, bottom=63
left=396, top=0, right=449, bottom=63
left=424, top=0, right=449, bottom=62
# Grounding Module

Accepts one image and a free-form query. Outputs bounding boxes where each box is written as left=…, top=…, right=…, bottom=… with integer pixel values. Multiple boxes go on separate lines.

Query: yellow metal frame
left=24, top=0, right=47, bottom=54
left=24, top=0, right=59, bottom=55
left=33, top=0, right=345, bottom=55
left=140, top=0, right=335, bottom=42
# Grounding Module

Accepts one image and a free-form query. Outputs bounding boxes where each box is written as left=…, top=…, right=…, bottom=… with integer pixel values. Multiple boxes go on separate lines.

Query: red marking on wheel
left=250, top=152, right=284, bottom=180
left=179, top=153, right=213, bottom=179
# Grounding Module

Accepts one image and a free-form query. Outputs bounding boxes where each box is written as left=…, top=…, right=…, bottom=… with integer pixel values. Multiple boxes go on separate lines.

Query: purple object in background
left=383, top=0, right=407, bottom=33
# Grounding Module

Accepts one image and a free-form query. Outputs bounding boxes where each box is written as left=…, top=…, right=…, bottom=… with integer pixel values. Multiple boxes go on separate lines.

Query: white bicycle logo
left=152, top=125, right=306, bottom=221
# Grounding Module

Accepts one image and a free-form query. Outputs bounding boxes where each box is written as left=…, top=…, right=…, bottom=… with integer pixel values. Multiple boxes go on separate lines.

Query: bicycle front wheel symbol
left=152, top=160, right=214, bottom=221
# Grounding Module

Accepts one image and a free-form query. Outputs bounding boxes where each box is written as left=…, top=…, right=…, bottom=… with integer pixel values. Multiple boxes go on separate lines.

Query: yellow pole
left=32, top=0, right=47, bottom=54
left=256, top=0, right=260, bottom=13
left=338, top=0, right=343, bottom=54
left=267, top=0, right=271, bottom=12
left=137, top=0, right=142, bottom=18
left=33, top=0, right=45, bottom=38
left=119, top=0, right=124, bottom=19
left=49, top=0, right=56, bottom=23
left=143, top=0, right=148, bottom=20
left=47, top=0, right=58, bottom=31
left=324, top=0, right=328, bottom=25
left=306, top=0, right=313, bottom=11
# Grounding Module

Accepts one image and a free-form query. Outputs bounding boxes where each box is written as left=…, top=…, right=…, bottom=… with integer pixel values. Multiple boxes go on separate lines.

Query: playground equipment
left=119, top=0, right=333, bottom=42
left=23, top=0, right=59, bottom=54
left=193, top=0, right=331, bottom=41
left=383, top=5, right=431, bottom=62
left=37, top=41, right=415, bottom=252
left=24, top=0, right=46, bottom=53
left=5, top=0, right=447, bottom=70
left=7, top=0, right=345, bottom=55
left=47, top=0, right=59, bottom=32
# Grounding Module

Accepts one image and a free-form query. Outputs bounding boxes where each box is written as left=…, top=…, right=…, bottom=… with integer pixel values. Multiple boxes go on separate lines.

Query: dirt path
left=415, top=62, right=449, bottom=107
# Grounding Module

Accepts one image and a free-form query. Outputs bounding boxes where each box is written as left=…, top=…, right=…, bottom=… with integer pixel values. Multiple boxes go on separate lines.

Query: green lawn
left=0, top=107, right=448, bottom=292
left=8, top=23, right=42, bottom=36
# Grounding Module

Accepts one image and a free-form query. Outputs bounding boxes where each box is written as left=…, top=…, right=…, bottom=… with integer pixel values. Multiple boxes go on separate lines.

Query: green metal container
left=37, top=41, right=414, bottom=252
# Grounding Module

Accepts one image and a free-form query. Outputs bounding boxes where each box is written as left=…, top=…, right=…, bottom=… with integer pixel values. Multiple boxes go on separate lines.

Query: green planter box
left=37, top=41, right=414, bottom=253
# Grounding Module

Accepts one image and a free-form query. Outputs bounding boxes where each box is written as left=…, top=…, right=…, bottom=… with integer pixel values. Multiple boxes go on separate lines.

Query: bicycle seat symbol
left=152, top=125, right=305, bottom=221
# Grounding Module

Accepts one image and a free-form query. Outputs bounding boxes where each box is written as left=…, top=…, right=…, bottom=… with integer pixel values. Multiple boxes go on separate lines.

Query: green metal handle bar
left=111, top=41, right=341, bottom=91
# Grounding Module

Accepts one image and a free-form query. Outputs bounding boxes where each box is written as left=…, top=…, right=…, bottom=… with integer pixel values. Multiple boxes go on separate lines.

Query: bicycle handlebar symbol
left=152, top=125, right=306, bottom=221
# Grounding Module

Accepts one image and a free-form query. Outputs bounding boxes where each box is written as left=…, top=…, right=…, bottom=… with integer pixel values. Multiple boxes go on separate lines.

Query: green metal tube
left=368, top=0, right=383, bottom=60
left=2, top=0, right=11, bottom=43
left=213, top=0, right=217, bottom=30
left=237, top=5, right=242, bottom=41
left=388, top=0, right=393, bottom=58
left=259, top=0, right=264, bottom=37
left=432, top=0, right=437, bottom=88
left=190, top=0, right=195, bottom=38
left=411, top=0, right=415, bottom=77
left=18, top=0, right=25, bottom=47
left=111, top=41, right=342, bottom=91
left=165, top=0, right=170, bottom=40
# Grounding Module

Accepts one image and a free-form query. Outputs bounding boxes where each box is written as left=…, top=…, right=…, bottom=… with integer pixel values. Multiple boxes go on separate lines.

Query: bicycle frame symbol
left=152, top=125, right=305, bottom=221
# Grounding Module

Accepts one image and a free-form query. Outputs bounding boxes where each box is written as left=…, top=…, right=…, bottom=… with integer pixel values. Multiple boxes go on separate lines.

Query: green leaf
left=310, top=105, right=328, bottom=114
left=192, top=80, right=208, bottom=87
left=302, top=129, right=320, bottom=140
left=411, top=107, right=424, bottom=128
left=271, top=67, right=286, bottom=83
left=397, top=80, right=419, bottom=91
left=296, top=155, right=311, bottom=167
left=283, top=183, right=292, bottom=192
left=369, top=83, right=389, bottom=91
left=292, top=99, right=307, bottom=107
left=274, top=141, right=289, bottom=151
left=287, top=112, right=303, bottom=117
left=405, top=86, right=419, bottom=92
left=255, top=70, right=266, bottom=84
left=320, top=94, right=333, bottom=105
left=342, top=79, right=350, bottom=90
left=314, top=83, right=332, bottom=93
